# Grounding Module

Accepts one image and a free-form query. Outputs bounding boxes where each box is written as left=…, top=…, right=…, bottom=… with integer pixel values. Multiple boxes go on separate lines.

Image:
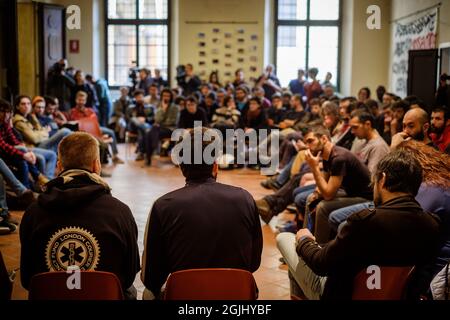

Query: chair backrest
left=164, top=268, right=257, bottom=300
left=352, top=266, right=415, bottom=300
left=77, top=117, right=102, bottom=138
left=0, top=251, right=13, bottom=300
left=29, top=271, right=124, bottom=300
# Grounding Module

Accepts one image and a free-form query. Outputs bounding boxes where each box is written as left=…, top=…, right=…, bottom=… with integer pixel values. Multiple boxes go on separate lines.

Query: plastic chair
left=352, top=266, right=415, bottom=300
left=164, top=268, right=258, bottom=300
left=77, top=117, right=103, bottom=139
left=29, top=271, right=124, bottom=300
left=0, top=251, right=13, bottom=300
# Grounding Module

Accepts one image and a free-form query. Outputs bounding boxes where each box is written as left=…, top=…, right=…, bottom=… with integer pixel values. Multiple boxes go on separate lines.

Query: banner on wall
left=391, top=8, right=438, bottom=98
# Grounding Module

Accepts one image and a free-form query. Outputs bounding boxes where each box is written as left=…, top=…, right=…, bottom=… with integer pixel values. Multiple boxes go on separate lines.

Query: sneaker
left=112, top=155, right=125, bottom=164
left=260, top=178, right=281, bottom=191
left=255, top=198, right=274, bottom=224
left=135, top=153, right=145, bottom=161
left=0, top=219, right=17, bottom=233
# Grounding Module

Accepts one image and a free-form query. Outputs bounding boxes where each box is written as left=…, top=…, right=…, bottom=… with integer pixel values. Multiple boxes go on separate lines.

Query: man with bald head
left=391, top=107, right=437, bottom=149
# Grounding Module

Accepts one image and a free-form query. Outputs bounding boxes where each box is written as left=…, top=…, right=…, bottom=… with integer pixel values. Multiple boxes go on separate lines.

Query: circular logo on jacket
left=45, top=227, right=101, bottom=271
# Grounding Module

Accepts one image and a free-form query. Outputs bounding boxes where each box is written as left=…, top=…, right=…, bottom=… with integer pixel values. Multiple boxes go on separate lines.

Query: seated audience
left=277, top=149, right=441, bottom=300
left=0, top=99, right=56, bottom=181
left=141, top=128, right=262, bottom=299
left=13, top=95, right=71, bottom=153
left=144, top=83, right=160, bottom=106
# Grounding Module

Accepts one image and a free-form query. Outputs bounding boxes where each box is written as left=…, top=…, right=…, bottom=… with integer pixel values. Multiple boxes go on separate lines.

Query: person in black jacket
left=276, top=149, right=441, bottom=300
left=178, top=96, right=208, bottom=129
left=141, top=127, right=263, bottom=299
left=20, top=132, right=140, bottom=299
left=178, top=64, right=202, bottom=97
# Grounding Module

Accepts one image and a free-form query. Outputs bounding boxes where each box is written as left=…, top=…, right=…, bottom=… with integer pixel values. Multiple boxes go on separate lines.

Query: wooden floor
left=1, top=144, right=291, bottom=300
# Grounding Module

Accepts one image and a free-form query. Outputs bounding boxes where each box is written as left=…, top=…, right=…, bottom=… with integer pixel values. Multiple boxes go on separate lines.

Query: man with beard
left=430, top=106, right=450, bottom=153
left=276, top=149, right=441, bottom=300
left=391, top=108, right=436, bottom=149
left=301, top=126, right=373, bottom=244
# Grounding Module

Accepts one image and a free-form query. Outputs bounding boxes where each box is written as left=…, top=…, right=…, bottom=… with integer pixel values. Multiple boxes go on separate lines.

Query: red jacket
left=69, top=107, right=98, bottom=121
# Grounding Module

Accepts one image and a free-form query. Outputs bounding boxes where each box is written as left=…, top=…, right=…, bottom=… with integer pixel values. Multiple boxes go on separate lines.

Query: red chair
left=352, top=266, right=415, bottom=300
left=77, top=117, right=103, bottom=139
left=164, top=268, right=258, bottom=300
left=0, top=251, right=13, bottom=300
left=29, top=271, right=124, bottom=300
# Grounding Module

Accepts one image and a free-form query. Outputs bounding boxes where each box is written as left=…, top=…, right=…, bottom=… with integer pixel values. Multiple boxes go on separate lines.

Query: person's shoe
left=5, top=214, right=20, bottom=225
left=112, top=155, right=125, bottom=164
left=0, top=218, right=17, bottom=233
left=135, top=153, right=145, bottom=161
left=18, top=189, right=36, bottom=208
left=255, top=198, right=274, bottom=224
left=260, top=178, right=281, bottom=191
left=144, top=155, right=152, bottom=167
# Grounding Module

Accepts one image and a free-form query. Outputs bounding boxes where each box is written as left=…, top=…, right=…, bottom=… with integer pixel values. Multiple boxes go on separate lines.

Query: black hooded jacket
left=297, top=196, right=441, bottom=300
left=20, top=171, right=140, bottom=294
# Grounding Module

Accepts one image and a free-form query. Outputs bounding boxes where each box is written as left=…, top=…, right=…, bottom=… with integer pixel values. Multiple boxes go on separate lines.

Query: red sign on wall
left=69, top=40, right=79, bottom=53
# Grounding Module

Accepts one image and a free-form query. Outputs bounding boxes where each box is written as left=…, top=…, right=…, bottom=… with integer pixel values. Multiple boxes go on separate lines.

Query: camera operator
left=436, top=73, right=450, bottom=108
left=177, top=64, right=201, bottom=97
left=46, top=58, right=75, bottom=112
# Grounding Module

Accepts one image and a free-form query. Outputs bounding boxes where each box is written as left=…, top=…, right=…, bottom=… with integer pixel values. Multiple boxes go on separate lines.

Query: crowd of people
left=1, top=56, right=450, bottom=301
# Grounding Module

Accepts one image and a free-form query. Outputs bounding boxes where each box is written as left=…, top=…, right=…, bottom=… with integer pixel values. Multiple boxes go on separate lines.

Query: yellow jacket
left=13, top=113, right=49, bottom=146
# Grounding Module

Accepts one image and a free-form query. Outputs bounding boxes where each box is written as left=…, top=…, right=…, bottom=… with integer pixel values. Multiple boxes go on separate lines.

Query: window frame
left=274, top=0, right=342, bottom=91
left=105, top=0, right=171, bottom=89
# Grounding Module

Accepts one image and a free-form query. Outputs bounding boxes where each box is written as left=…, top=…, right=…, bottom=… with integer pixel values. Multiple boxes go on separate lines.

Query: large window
left=275, top=0, right=341, bottom=89
left=106, top=0, right=169, bottom=87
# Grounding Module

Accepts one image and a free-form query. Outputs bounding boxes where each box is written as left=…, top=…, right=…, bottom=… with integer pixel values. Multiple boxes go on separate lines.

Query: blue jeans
left=276, top=158, right=294, bottom=186
left=100, top=126, right=119, bottom=155
left=293, top=184, right=316, bottom=231
left=0, top=159, right=27, bottom=217
left=37, top=128, right=72, bottom=152
left=16, top=146, right=57, bottom=179
left=328, top=201, right=373, bottom=233
left=129, top=118, right=151, bottom=154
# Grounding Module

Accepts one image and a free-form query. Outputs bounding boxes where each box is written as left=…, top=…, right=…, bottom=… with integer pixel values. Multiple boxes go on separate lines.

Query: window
left=106, top=0, right=169, bottom=87
left=275, top=0, right=341, bottom=89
